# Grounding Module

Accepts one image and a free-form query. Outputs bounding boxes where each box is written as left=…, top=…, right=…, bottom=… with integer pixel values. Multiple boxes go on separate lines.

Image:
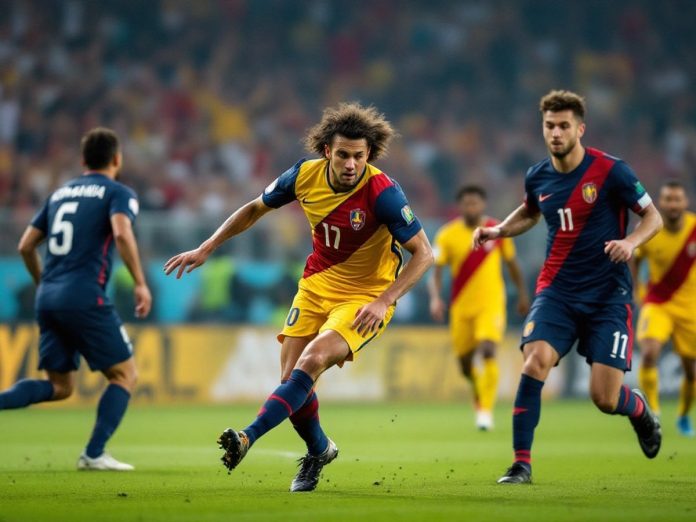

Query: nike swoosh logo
left=538, top=193, right=553, bottom=202
left=301, top=198, right=318, bottom=204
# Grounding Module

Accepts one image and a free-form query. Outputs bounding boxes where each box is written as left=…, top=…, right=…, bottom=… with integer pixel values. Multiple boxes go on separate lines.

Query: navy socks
left=613, top=385, right=645, bottom=418
left=244, top=369, right=315, bottom=446
left=290, top=390, right=329, bottom=455
left=512, top=374, right=544, bottom=468
left=0, top=379, right=54, bottom=409
left=85, top=384, right=131, bottom=458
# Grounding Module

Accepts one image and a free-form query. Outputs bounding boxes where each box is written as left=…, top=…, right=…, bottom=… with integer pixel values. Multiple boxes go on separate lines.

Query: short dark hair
left=662, top=179, right=685, bottom=191
left=456, top=185, right=487, bottom=201
left=81, top=127, right=120, bottom=170
left=304, top=102, right=396, bottom=161
left=539, top=90, right=586, bottom=121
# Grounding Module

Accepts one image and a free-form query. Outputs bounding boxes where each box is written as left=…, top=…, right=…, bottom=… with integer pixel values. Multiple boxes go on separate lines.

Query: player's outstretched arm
left=17, top=226, right=45, bottom=285
left=352, top=229, right=434, bottom=335
left=604, top=203, right=662, bottom=264
left=164, top=196, right=273, bottom=279
left=473, top=204, right=540, bottom=249
left=112, top=213, right=152, bottom=318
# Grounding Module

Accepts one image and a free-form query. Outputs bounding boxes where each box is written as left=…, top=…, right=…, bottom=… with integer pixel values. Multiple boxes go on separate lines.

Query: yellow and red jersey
left=636, top=211, right=696, bottom=310
left=262, top=158, right=422, bottom=298
left=433, top=217, right=515, bottom=316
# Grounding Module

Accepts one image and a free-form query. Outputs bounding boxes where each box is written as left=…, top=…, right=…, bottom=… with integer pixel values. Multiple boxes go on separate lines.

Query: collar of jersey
left=325, top=161, right=368, bottom=194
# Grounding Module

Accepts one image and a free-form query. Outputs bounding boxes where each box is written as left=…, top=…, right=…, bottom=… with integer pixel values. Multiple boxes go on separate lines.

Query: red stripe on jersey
left=535, top=151, right=615, bottom=294
left=97, top=233, right=113, bottom=286
left=450, top=218, right=499, bottom=303
left=645, top=222, right=696, bottom=304
left=625, top=304, right=634, bottom=369
left=303, top=174, right=393, bottom=279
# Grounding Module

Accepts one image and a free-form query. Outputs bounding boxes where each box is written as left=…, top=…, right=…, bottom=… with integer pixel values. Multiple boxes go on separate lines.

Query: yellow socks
left=678, top=378, right=695, bottom=417
left=478, top=358, right=500, bottom=412
left=638, top=366, right=660, bottom=415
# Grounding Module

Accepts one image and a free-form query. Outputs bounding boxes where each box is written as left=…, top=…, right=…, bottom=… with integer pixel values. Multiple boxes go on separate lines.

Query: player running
left=1, top=127, right=151, bottom=470
left=429, top=185, right=529, bottom=430
left=165, top=102, right=433, bottom=492
left=474, top=90, right=664, bottom=484
left=633, top=180, right=696, bottom=436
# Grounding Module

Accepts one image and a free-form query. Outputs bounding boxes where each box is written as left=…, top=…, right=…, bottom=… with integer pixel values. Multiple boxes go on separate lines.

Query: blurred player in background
left=474, top=90, right=663, bottom=484
left=1, top=128, right=151, bottom=470
left=632, top=180, right=696, bottom=436
left=165, top=102, right=433, bottom=492
left=429, top=185, right=529, bottom=430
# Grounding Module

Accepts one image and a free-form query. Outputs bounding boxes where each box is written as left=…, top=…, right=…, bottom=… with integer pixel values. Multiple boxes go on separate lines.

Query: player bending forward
left=633, top=180, right=696, bottom=436
left=1, top=128, right=151, bottom=470
left=474, top=90, right=663, bottom=484
left=165, top=103, right=433, bottom=492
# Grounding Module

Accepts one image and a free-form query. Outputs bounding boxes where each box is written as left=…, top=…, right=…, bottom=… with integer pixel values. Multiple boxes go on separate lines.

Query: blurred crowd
left=1, top=0, right=695, bottom=323
left=2, top=0, right=695, bottom=223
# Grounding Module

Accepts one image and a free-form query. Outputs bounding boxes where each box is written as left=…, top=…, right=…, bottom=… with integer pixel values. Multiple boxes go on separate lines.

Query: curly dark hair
left=539, top=90, right=586, bottom=121
left=304, top=102, right=396, bottom=161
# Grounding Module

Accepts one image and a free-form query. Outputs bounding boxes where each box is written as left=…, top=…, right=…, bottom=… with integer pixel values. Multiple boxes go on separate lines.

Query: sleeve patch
left=401, top=205, right=415, bottom=225
left=129, top=197, right=139, bottom=216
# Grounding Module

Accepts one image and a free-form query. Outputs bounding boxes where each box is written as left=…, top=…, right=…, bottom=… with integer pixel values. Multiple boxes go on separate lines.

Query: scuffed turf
left=1, top=401, right=695, bottom=521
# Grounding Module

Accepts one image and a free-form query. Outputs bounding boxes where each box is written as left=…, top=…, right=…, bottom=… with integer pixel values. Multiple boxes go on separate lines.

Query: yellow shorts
left=637, top=303, right=696, bottom=358
left=279, top=287, right=395, bottom=357
left=449, top=306, right=505, bottom=356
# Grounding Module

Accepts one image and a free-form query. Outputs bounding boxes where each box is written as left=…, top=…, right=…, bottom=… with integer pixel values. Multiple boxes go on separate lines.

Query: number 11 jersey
left=523, top=147, right=652, bottom=304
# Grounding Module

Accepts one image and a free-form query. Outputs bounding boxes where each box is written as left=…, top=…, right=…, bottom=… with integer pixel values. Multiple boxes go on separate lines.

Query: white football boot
left=475, top=410, right=494, bottom=431
left=77, top=452, right=134, bottom=471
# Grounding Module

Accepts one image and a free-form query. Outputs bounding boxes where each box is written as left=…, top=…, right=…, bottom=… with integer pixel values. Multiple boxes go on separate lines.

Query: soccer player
left=1, top=128, right=151, bottom=471
left=429, top=185, right=529, bottom=430
left=164, top=103, right=433, bottom=492
left=474, top=90, right=664, bottom=484
left=633, top=180, right=696, bottom=436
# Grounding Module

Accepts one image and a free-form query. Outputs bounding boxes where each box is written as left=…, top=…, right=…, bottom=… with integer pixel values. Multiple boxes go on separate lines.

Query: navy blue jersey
left=30, top=173, right=139, bottom=310
left=524, top=147, right=652, bottom=304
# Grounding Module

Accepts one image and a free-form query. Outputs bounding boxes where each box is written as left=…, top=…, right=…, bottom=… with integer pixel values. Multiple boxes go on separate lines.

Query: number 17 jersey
left=523, top=147, right=652, bottom=304
left=262, top=158, right=422, bottom=299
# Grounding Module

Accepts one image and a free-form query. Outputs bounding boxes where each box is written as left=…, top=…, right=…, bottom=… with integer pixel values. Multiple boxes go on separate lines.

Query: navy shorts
left=37, top=307, right=133, bottom=373
left=520, top=292, right=634, bottom=371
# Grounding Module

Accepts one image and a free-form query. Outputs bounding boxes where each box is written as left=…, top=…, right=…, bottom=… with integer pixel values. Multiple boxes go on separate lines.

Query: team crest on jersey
left=523, top=321, right=535, bottom=337
left=582, top=182, right=598, bottom=204
left=350, top=209, right=366, bottom=230
left=688, top=241, right=696, bottom=258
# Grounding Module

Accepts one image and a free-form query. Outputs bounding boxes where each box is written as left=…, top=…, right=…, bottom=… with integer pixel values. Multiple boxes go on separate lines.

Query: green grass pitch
left=1, top=401, right=695, bottom=521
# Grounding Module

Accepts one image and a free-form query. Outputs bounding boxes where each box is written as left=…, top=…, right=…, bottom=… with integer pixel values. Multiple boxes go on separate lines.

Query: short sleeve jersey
left=523, top=147, right=652, bottom=303
left=433, top=217, right=515, bottom=315
left=31, top=173, right=139, bottom=310
left=635, top=211, right=696, bottom=308
left=262, top=158, right=422, bottom=298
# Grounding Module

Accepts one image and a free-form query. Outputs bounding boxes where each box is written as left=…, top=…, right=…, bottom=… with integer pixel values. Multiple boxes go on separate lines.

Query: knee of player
left=522, top=354, right=553, bottom=378
left=590, top=391, right=616, bottom=413
left=51, top=382, right=74, bottom=401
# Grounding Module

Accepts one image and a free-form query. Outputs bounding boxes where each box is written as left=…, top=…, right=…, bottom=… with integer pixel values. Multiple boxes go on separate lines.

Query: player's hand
left=604, top=239, right=635, bottom=264
left=516, top=293, right=531, bottom=316
left=472, top=226, right=501, bottom=249
left=134, top=283, right=152, bottom=319
left=430, top=296, right=446, bottom=322
left=164, top=244, right=212, bottom=278
left=352, top=298, right=389, bottom=336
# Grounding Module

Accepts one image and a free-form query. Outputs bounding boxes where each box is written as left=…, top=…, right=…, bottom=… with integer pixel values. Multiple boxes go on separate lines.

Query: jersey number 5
left=49, top=202, right=79, bottom=255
